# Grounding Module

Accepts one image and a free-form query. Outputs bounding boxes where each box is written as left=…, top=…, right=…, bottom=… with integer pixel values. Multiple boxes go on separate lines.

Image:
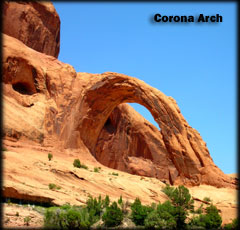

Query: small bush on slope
left=48, top=153, right=53, bottom=161
left=73, top=159, right=88, bottom=169
left=223, top=218, right=238, bottom=230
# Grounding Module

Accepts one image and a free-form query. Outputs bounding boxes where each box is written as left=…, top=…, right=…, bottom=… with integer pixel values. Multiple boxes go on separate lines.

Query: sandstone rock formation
left=2, top=2, right=237, bottom=226
left=3, top=1, right=60, bottom=58
left=2, top=31, right=236, bottom=188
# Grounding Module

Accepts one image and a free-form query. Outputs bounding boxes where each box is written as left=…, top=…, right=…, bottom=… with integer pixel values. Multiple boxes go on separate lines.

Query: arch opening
left=127, top=103, right=161, bottom=131
left=95, top=102, right=159, bottom=174
left=61, top=73, right=214, bottom=186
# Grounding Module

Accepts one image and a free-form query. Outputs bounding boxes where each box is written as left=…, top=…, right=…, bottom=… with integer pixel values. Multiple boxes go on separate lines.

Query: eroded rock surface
left=2, top=32, right=236, bottom=188
left=3, top=1, right=60, bottom=58
left=61, top=72, right=236, bottom=188
left=2, top=139, right=238, bottom=226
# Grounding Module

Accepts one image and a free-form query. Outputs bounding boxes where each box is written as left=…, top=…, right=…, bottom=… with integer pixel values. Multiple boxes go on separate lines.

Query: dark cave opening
left=12, top=82, right=34, bottom=95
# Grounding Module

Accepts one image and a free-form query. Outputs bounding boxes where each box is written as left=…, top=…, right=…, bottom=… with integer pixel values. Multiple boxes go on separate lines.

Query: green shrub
left=81, top=164, right=88, bottom=169
left=102, top=201, right=123, bottom=227
left=188, top=204, right=222, bottom=229
left=48, top=153, right=53, bottom=161
left=112, top=172, right=119, bottom=176
left=16, top=211, right=19, bottom=217
left=131, top=198, right=154, bottom=226
left=85, top=195, right=110, bottom=224
left=24, top=216, right=31, bottom=226
left=203, top=196, right=212, bottom=203
left=204, top=204, right=222, bottom=229
left=117, top=195, right=128, bottom=215
left=48, top=183, right=61, bottom=190
left=144, top=210, right=160, bottom=229
left=188, top=215, right=206, bottom=229
left=73, top=159, right=88, bottom=169
left=194, top=204, right=203, bottom=214
left=94, top=167, right=100, bottom=173
left=224, top=218, right=238, bottom=230
left=44, top=206, right=92, bottom=229
left=73, top=159, right=81, bottom=168
left=144, top=201, right=177, bottom=229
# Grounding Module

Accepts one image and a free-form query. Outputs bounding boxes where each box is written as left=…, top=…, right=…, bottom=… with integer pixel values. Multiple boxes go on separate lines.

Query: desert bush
left=112, top=172, right=119, bottom=176
left=223, top=218, right=238, bottom=230
left=24, top=216, right=31, bottom=226
left=44, top=205, right=92, bottom=229
left=194, top=204, right=203, bottom=214
left=81, top=164, right=88, bottom=170
left=49, top=183, right=61, bottom=190
left=73, top=159, right=81, bottom=168
left=131, top=197, right=154, bottom=226
left=102, top=201, right=123, bottom=227
left=48, top=153, right=53, bottom=161
left=48, top=183, right=61, bottom=190
left=94, top=167, right=100, bottom=173
left=203, top=196, right=212, bottom=203
left=144, top=209, right=160, bottom=229
left=188, top=204, right=222, bottom=229
left=204, top=204, right=222, bottom=229
left=144, top=201, right=177, bottom=229
left=73, top=159, right=88, bottom=169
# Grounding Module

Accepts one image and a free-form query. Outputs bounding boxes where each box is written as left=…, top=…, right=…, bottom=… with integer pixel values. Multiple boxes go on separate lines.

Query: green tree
left=102, top=201, right=123, bottom=227
left=85, top=195, right=110, bottom=224
left=188, top=204, right=222, bottom=229
left=162, top=185, right=194, bottom=229
left=204, top=204, right=222, bottom=229
left=131, top=198, right=154, bottom=226
left=144, top=201, right=177, bottom=229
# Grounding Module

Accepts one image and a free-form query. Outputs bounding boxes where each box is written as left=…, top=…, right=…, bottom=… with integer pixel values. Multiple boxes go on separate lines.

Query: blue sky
left=53, top=2, right=237, bottom=174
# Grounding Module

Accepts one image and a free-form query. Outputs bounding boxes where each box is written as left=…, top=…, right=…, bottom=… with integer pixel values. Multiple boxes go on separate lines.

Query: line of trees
left=43, top=184, right=238, bottom=229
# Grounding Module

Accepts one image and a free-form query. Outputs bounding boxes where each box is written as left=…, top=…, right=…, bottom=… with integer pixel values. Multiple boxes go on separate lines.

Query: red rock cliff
left=3, top=1, right=60, bottom=58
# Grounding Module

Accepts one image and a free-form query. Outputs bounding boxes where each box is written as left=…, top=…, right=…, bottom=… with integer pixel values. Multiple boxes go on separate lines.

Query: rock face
left=95, top=105, right=237, bottom=188
left=2, top=2, right=236, bottom=189
left=3, top=1, right=60, bottom=58
left=59, top=71, right=235, bottom=188
left=2, top=33, right=236, bottom=188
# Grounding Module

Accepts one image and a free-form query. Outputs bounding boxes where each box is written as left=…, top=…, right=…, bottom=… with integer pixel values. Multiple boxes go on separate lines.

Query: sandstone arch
left=2, top=33, right=235, bottom=188
left=61, top=72, right=234, bottom=187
